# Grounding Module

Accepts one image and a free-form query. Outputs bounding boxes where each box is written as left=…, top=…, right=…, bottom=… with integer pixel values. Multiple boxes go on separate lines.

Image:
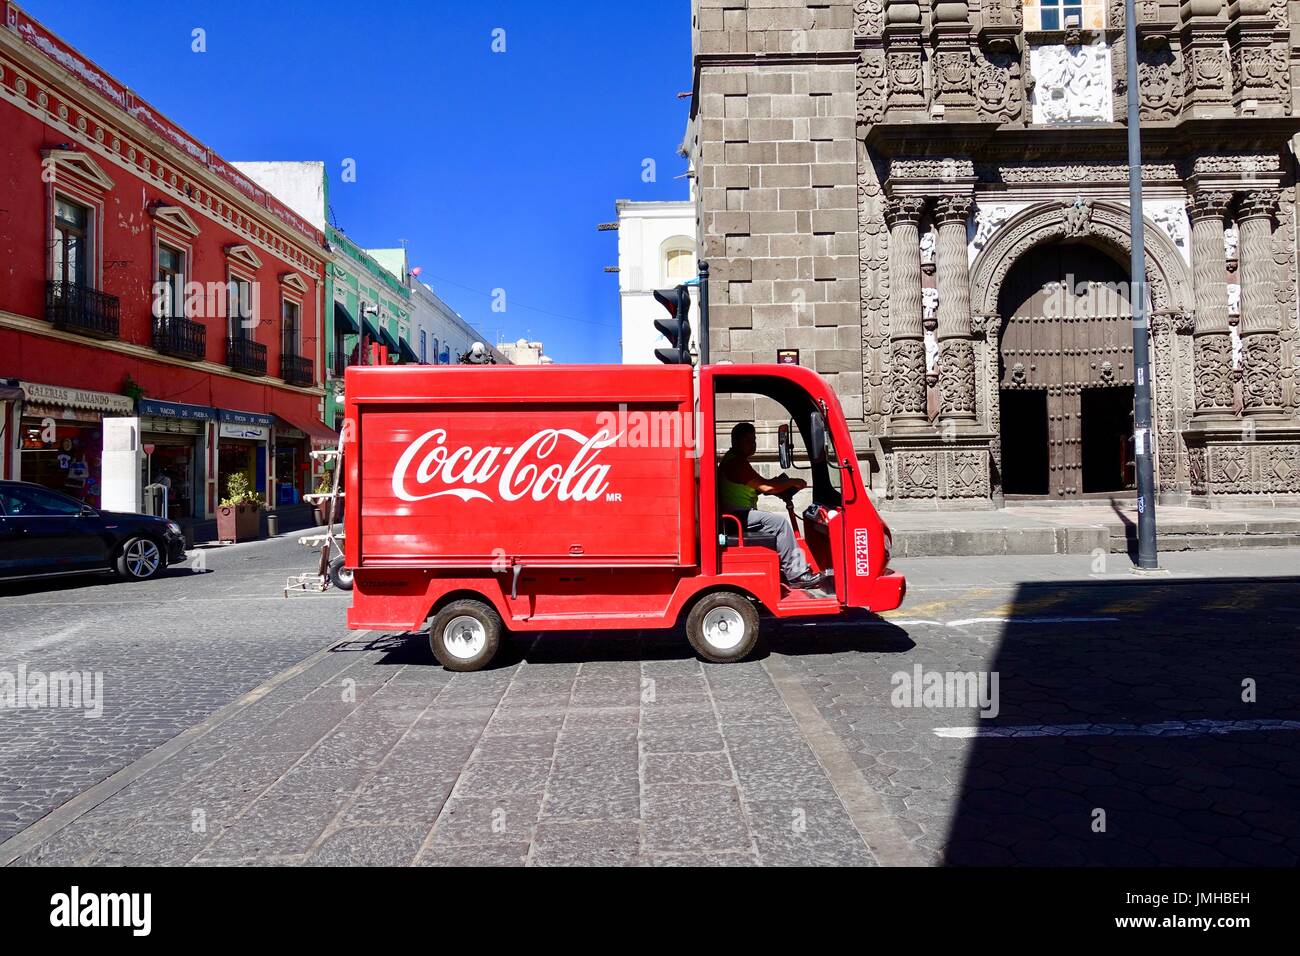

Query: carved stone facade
left=690, top=0, right=1300, bottom=507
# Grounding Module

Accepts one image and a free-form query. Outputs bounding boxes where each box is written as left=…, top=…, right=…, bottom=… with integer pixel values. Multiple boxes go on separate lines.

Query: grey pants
left=730, top=508, right=809, bottom=580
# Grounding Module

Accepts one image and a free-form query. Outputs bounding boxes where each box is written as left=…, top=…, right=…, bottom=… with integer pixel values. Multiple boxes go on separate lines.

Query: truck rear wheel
left=428, top=599, right=502, bottom=672
left=686, top=592, right=760, bottom=663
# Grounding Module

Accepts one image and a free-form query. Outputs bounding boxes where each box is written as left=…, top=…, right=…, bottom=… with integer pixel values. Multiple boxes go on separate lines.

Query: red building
left=0, top=2, right=334, bottom=520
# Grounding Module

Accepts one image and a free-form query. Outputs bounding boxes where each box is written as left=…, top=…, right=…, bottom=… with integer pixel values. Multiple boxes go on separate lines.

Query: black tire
left=328, top=555, right=353, bottom=591
left=115, top=536, right=165, bottom=581
left=685, top=592, right=760, bottom=663
left=428, top=598, right=503, bottom=672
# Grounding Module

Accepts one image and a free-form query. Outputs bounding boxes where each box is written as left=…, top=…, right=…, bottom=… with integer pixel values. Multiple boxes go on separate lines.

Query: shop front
left=216, top=410, right=271, bottom=507
left=138, top=398, right=213, bottom=520
left=16, top=381, right=135, bottom=507
left=272, top=412, right=337, bottom=506
left=0, top=379, right=21, bottom=481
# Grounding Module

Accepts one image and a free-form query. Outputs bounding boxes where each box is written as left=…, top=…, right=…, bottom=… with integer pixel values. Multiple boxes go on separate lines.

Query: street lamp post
left=1123, top=0, right=1159, bottom=570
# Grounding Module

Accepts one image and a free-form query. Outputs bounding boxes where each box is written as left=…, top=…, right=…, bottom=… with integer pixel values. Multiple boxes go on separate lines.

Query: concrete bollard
left=266, top=512, right=279, bottom=537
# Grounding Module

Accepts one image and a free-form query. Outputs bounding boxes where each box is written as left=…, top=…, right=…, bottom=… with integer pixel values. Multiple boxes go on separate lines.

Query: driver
left=718, top=422, right=822, bottom=590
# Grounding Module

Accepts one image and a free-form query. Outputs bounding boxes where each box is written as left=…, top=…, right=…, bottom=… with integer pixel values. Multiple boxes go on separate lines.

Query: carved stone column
left=933, top=193, right=977, bottom=421
left=883, top=2, right=926, bottom=115
left=930, top=1, right=975, bottom=116
left=1179, top=0, right=1233, bottom=118
left=1185, top=190, right=1236, bottom=417
left=886, top=195, right=929, bottom=427
left=1227, top=0, right=1289, bottom=116
left=1235, top=189, right=1284, bottom=413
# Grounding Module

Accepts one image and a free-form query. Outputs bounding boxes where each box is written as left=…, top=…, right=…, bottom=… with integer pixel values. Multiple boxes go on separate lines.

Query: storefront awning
left=361, top=313, right=382, bottom=343
left=379, top=326, right=400, bottom=353
left=19, top=380, right=134, bottom=415
left=0, top=383, right=22, bottom=402
left=334, top=300, right=360, bottom=336
left=398, top=336, right=419, bottom=363
left=275, top=412, right=337, bottom=447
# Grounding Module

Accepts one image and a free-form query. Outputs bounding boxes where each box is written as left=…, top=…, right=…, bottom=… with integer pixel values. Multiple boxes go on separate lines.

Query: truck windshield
left=819, top=412, right=841, bottom=499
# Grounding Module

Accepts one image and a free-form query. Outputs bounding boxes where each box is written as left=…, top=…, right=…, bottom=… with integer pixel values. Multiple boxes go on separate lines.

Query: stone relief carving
left=857, top=49, right=888, bottom=125
left=971, top=46, right=1023, bottom=123
left=969, top=202, right=1028, bottom=263
left=1224, top=224, right=1238, bottom=262
left=1029, top=43, right=1114, bottom=124
left=1146, top=200, right=1190, bottom=266
left=919, top=229, right=935, bottom=266
left=979, top=162, right=1179, bottom=184
left=1193, top=154, right=1281, bottom=175
left=855, top=0, right=885, bottom=35
left=1138, top=47, right=1182, bottom=121
left=889, top=158, right=976, bottom=181
left=924, top=328, right=939, bottom=373
left=922, top=287, right=939, bottom=323
left=1227, top=283, right=1241, bottom=317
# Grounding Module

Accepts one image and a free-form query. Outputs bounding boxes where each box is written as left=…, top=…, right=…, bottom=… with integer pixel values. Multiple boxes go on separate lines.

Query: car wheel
left=116, top=536, right=165, bottom=581
left=428, top=598, right=503, bottom=672
left=328, top=555, right=353, bottom=591
left=686, top=591, right=760, bottom=663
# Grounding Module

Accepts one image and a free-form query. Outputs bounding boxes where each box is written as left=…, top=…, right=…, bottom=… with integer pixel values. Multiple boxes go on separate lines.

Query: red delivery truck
left=343, top=362, right=905, bottom=670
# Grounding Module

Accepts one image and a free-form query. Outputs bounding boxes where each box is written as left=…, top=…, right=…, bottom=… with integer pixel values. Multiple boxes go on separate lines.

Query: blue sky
left=26, top=0, right=694, bottom=362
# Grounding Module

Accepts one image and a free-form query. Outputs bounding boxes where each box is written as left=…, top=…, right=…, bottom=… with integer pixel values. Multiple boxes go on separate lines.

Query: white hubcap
left=443, top=615, right=487, bottom=661
left=126, top=539, right=160, bottom=577
left=702, top=606, right=746, bottom=651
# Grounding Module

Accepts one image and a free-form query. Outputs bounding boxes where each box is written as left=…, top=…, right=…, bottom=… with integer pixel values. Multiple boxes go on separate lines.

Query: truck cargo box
left=344, top=365, right=697, bottom=569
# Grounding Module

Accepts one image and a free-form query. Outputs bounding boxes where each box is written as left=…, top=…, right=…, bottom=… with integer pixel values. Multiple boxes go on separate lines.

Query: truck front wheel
left=428, top=599, right=503, bottom=672
left=686, top=592, right=760, bottom=663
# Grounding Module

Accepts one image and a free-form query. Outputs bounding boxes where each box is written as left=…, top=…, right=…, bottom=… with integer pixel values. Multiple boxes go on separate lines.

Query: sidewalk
left=181, top=503, right=321, bottom=547
left=882, top=502, right=1300, bottom=558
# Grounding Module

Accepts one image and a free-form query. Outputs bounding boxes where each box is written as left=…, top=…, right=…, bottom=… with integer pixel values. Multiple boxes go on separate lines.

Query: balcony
left=280, top=353, right=314, bottom=387
left=328, top=350, right=351, bottom=379
left=225, top=336, right=267, bottom=376
left=152, top=315, right=207, bottom=362
left=46, top=280, right=120, bottom=340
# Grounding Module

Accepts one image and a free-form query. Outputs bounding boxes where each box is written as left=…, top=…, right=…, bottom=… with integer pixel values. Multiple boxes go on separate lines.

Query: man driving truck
left=718, top=422, right=822, bottom=590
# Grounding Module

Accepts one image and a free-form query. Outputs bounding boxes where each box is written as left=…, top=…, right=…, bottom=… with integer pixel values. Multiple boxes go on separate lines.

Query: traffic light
left=653, top=284, right=692, bottom=364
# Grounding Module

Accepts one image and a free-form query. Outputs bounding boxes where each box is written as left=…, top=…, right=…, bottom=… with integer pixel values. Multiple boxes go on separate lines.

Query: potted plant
left=216, top=472, right=264, bottom=543
left=311, top=474, right=333, bottom=525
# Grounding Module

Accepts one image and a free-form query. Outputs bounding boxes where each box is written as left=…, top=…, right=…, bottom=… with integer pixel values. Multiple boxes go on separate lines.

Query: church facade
left=689, top=0, right=1300, bottom=506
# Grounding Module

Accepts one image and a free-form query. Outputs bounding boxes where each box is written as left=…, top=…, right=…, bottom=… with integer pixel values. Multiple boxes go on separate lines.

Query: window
left=1024, top=0, right=1104, bottom=30
left=157, top=244, right=185, bottom=320
left=228, top=277, right=254, bottom=338
left=664, top=246, right=695, bottom=283
left=54, top=196, right=90, bottom=288
left=420, top=330, right=427, bottom=364
left=0, top=484, right=84, bottom=516
left=282, top=299, right=301, bottom=357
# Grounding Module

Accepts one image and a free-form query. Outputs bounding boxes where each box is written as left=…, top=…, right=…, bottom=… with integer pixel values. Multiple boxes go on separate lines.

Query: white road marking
left=933, top=719, right=1300, bottom=739
left=945, top=615, right=1121, bottom=627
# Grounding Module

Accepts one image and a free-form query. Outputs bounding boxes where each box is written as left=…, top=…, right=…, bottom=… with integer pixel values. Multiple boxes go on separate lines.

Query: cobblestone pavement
left=0, top=534, right=348, bottom=843
left=3, top=542, right=1297, bottom=865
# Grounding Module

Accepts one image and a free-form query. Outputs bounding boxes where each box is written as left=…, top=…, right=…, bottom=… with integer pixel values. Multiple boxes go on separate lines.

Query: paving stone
left=531, top=821, right=642, bottom=866
left=307, top=825, right=428, bottom=866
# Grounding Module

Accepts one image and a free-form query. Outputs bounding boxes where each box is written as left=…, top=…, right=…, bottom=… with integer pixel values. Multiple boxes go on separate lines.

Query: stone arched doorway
left=997, top=242, right=1136, bottom=497
left=969, top=199, right=1196, bottom=500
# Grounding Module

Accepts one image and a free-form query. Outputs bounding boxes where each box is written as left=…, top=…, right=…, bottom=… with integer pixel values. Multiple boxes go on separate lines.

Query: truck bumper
left=867, top=571, right=906, bottom=612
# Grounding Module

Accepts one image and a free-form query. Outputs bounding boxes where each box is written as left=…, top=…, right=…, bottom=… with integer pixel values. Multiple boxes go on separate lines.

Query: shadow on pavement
left=942, top=575, right=1300, bottom=865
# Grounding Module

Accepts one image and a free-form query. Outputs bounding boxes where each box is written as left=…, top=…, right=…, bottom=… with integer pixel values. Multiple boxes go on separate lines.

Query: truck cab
left=343, top=362, right=904, bottom=670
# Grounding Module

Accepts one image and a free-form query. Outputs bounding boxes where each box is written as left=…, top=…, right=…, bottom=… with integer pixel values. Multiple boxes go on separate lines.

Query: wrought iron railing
left=46, top=280, right=120, bottom=339
left=225, top=336, right=268, bottom=376
left=280, top=353, right=314, bottom=386
left=152, top=315, right=206, bottom=361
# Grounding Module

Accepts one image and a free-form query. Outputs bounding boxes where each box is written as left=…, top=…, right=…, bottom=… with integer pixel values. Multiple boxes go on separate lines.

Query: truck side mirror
left=809, top=412, right=827, bottom=465
left=778, top=423, right=793, bottom=470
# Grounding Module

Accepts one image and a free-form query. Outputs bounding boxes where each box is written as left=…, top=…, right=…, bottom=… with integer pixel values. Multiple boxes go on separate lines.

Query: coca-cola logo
left=392, top=427, right=622, bottom=504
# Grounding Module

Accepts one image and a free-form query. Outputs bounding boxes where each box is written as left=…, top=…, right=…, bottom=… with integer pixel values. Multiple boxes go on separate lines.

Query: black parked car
left=0, top=480, right=187, bottom=582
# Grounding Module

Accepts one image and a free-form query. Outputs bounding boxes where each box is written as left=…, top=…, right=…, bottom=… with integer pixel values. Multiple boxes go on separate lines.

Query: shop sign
left=19, top=381, right=134, bottom=415
left=139, top=399, right=215, bottom=421
left=218, top=409, right=273, bottom=427
left=219, top=422, right=270, bottom=441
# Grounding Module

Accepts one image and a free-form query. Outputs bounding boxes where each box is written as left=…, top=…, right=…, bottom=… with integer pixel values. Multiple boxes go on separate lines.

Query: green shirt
left=718, top=449, right=759, bottom=511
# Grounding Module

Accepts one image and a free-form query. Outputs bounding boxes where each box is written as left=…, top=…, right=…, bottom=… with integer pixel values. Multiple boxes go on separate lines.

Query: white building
left=496, top=339, right=553, bottom=366
left=614, top=198, right=697, bottom=364
left=364, top=247, right=503, bottom=365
